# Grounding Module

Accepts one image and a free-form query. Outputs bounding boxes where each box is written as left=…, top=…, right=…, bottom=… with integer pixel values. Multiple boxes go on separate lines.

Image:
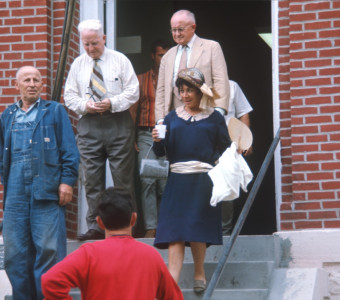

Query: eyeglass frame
left=86, top=86, right=100, bottom=102
left=169, top=25, right=192, bottom=34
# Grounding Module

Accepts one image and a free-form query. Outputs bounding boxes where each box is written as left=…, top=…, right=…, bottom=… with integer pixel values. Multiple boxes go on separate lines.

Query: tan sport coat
left=155, top=36, right=230, bottom=121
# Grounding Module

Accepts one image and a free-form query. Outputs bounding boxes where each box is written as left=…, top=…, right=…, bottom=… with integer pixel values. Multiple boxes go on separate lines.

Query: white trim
left=271, top=0, right=282, bottom=231
left=105, top=0, right=116, bottom=49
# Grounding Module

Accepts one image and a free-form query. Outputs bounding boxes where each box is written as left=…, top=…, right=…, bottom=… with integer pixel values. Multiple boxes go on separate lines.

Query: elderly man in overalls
left=0, top=66, right=79, bottom=300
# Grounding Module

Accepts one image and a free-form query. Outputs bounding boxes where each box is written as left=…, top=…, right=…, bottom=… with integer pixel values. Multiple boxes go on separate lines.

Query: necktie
left=178, top=45, right=188, bottom=72
left=174, top=45, right=188, bottom=99
left=89, top=59, right=107, bottom=102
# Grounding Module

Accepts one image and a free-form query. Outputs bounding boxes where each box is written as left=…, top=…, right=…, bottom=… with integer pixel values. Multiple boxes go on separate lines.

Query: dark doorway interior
left=117, top=0, right=276, bottom=235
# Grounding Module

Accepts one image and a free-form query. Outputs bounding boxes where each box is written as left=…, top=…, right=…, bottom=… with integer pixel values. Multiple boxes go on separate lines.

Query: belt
left=138, top=126, right=153, bottom=132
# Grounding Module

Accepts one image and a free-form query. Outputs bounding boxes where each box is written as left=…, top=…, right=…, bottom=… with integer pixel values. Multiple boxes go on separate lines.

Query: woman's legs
left=168, top=242, right=185, bottom=283
left=191, top=242, right=207, bottom=282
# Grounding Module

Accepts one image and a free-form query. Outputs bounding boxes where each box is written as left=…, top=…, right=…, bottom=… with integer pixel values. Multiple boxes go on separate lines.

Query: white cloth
left=170, top=160, right=213, bottom=174
left=208, top=142, right=253, bottom=206
left=225, top=80, right=253, bottom=124
left=64, top=47, right=139, bottom=116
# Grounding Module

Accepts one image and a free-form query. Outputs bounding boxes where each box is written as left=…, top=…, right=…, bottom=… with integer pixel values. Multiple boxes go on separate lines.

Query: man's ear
left=96, top=216, right=105, bottom=230
left=130, top=212, right=137, bottom=228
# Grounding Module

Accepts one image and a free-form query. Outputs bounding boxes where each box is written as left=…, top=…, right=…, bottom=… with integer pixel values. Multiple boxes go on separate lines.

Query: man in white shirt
left=64, top=19, right=139, bottom=241
left=223, top=80, right=253, bottom=234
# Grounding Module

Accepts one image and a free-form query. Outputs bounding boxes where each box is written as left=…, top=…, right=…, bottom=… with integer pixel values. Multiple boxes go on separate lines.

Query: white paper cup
left=155, top=124, right=167, bottom=139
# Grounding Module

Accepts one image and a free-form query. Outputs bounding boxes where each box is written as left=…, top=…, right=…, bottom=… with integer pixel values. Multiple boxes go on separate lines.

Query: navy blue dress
left=153, top=107, right=231, bottom=249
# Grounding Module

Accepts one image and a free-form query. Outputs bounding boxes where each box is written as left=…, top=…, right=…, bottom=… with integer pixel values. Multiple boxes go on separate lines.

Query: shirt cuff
left=214, top=107, right=226, bottom=116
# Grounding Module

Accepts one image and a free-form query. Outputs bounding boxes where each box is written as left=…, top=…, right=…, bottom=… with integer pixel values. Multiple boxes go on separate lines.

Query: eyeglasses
left=86, top=86, right=98, bottom=102
left=169, top=25, right=190, bottom=34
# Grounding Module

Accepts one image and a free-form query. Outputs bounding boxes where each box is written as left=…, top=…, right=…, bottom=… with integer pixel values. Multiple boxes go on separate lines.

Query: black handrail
left=51, top=0, right=77, bottom=102
left=203, top=128, right=281, bottom=299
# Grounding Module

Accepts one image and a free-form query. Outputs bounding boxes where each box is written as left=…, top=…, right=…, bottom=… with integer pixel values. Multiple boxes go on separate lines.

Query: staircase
left=2, top=232, right=332, bottom=299
left=56, top=235, right=278, bottom=300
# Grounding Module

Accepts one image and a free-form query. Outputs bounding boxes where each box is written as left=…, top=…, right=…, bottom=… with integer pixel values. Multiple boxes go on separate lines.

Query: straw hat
left=227, top=117, right=253, bottom=151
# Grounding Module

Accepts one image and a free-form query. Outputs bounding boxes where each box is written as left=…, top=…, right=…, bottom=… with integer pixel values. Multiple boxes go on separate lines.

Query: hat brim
left=227, top=117, right=253, bottom=150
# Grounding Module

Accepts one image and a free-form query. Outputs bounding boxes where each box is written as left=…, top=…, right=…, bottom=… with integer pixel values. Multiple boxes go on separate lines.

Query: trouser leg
left=31, top=199, right=66, bottom=300
left=77, top=115, right=107, bottom=231
left=222, top=201, right=234, bottom=235
left=137, top=130, right=158, bottom=230
left=106, top=111, right=136, bottom=209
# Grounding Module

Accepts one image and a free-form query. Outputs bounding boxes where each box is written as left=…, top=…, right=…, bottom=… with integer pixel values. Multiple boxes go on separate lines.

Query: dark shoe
left=144, top=229, right=156, bottom=238
left=193, top=280, right=206, bottom=293
left=77, top=229, right=105, bottom=241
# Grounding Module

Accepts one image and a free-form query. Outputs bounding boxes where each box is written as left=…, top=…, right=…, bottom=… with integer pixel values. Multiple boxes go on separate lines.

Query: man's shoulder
left=196, top=36, right=221, bottom=48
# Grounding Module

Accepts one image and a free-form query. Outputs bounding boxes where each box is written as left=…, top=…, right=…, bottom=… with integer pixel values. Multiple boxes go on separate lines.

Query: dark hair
left=175, top=77, right=200, bottom=92
left=96, top=187, right=133, bottom=230
left=151, top=39, right=171, bottom=54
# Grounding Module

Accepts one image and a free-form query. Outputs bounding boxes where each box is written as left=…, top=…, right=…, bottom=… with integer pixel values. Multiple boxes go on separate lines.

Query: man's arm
left=42, top=247, right=87, bottom=299
left=54, top=104, right=79, bottom=190
left=155, top=55, right=166, bottom=122
left=210, top=42, right=230, bottom=114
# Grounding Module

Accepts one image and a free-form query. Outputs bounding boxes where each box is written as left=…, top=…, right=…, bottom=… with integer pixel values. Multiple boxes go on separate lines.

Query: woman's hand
left=152, top=128, right=161, bottom=142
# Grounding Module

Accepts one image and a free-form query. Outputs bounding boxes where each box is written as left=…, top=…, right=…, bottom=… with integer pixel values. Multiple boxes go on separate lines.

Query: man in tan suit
left=155, top=9, right=230, bottom=123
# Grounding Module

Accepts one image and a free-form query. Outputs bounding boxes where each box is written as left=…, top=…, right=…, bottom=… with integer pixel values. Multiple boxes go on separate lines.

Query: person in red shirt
left=41, top=188, right=183, bottom=300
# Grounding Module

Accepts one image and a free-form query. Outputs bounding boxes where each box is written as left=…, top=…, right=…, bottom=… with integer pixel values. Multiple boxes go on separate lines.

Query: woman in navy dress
left=152, top=68, right=231, bottom=292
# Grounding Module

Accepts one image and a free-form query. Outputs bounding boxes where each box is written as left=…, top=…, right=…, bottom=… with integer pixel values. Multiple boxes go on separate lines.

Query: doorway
left=116, top=0, right=276, bottom=235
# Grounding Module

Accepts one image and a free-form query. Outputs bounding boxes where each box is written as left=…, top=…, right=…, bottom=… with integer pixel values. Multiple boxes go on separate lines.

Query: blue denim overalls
left=3, top=118, right=66, bottom=300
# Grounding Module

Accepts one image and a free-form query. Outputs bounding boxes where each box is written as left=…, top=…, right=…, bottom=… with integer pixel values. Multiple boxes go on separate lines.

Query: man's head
left=78, top=19, right=106, bottom=60
left=15, top=66, right=43, bottom=105
left=151, top=39, right=171, bottom=69
left=170, top=10, right=196, bottom=46
left=96, top=187, right=135, bottom=231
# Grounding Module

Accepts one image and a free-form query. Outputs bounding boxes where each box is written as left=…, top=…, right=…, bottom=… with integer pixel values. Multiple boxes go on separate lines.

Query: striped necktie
left=89, top=59, right=107, bottom=102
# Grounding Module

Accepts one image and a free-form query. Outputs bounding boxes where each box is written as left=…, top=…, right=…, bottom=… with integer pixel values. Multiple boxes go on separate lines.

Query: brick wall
left=0, top=0, right=80, bottom=237
left=279, top=0, right=340, bottom=230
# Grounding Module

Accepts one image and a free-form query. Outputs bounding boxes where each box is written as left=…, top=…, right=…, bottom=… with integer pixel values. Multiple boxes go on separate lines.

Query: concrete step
left=182, top=288, right=268, bottom=300
left=67, top=235, right=278, bottom=264
left=179, top=261, right=275, bottom=289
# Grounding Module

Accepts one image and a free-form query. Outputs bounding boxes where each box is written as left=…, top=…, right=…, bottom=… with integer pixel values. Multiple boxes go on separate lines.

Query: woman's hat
left=227, top=117, right=253, bottom=150
left=177, top=68, right=219, bottom=99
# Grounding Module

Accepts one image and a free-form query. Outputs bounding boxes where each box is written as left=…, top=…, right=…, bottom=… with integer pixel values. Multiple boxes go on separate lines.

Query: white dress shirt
left=225, top=80, right=253, bottom=124
left=172, top=34, right=196, bottom=87
left=64, top=47, right=139, bottom=116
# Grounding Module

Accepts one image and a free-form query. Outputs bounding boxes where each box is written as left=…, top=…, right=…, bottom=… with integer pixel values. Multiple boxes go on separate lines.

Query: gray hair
left=78, top=19, right=104, bottom=36
left=172, top=10, right=196, bottom=23
left=16, top=66, right=41, bottom=80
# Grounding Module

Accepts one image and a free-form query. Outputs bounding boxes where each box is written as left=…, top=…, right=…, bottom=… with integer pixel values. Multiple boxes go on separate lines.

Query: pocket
left=42, top=125, right=57, bottom=150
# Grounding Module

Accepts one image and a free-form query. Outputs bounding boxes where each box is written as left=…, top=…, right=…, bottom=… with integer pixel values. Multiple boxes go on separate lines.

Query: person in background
left=152, top=68, right=231, bottom=293
left=1, top=66, right=79, bottom=300
left=155, top=9, right=230, bottom=124
left=42, top=187, right=184, bottom=300
left=222, top=79, right=253, bottom=235
left=64, top=19, right=139, bottom=241
left=130, top=39, right=171, bottom=238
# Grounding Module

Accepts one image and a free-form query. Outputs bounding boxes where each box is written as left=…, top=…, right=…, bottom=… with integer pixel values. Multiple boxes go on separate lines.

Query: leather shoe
left=77, top=229, right=105, bottom=241
left=144, top=229, right=156, bottom=238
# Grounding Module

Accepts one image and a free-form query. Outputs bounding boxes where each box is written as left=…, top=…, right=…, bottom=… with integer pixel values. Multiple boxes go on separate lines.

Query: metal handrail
left=203, top=128, right=281, bottom=299
left=51, top=0, right=77, bottom=102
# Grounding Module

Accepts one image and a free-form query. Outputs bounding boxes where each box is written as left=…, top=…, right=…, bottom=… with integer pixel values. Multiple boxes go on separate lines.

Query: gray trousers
left=222, top=201, right=233, bottom=235
left=137, top=129, right=166, bottom=230
left=77, top=111, right=135, bottom=232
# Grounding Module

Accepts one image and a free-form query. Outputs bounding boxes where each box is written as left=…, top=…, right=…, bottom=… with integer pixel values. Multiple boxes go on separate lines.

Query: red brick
left=320, top=49, right=340, bottom=58
left=325, top=221, right=340, bottom=228
left=290, top=12, right=316, bottom=22
left=322, top=181, right=340, bottom=190
left=0, top=35, right=22, bottom=43
left=12, top=26, right=35, bottom=34
left=320, top=29, right=340, bottom=39
left=307, top=172, right=333, bottom=181
left=23, top=0, right=47, bottom=6
left=322, top=162, right=340, bottom=170
left=323, top=201, right=340, bottom=209
left=295, top=202, right=321, bottom=210
left=306, top=96, right=331, bottom=105
left=11, top=9, right=35, bottom=16
left=310, top=211, right=337, bottom=219
left=281, top=222, right=294, bottom=230
left=292, top=162, right=319, bottom=172
left=4, top=52, right=22, bottom=60
left=330, top=133, right=340, bottom=141
left=320, top=86, right=340, bottom=95
left=290, top=32, right=317, bottom=41
left=281, top=212, right=307, bottom=220
left=24, top=34, right=48, bottom=42
left=305, top=59, right=332, bottom=68
left=319, top=10, right=340, bottom=19
left=290, top=69, right=317, bottom=78
left=320, top=105, right=340, bottom=114
left=305, top=2, right=330, bottom=10
left=24, top=16, right=48, bottom=24
left=294, top=182, right=320, bottom=191
left=291, top=50, right=317, bottom=60
left=295, top=221, right=322, bottom=229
